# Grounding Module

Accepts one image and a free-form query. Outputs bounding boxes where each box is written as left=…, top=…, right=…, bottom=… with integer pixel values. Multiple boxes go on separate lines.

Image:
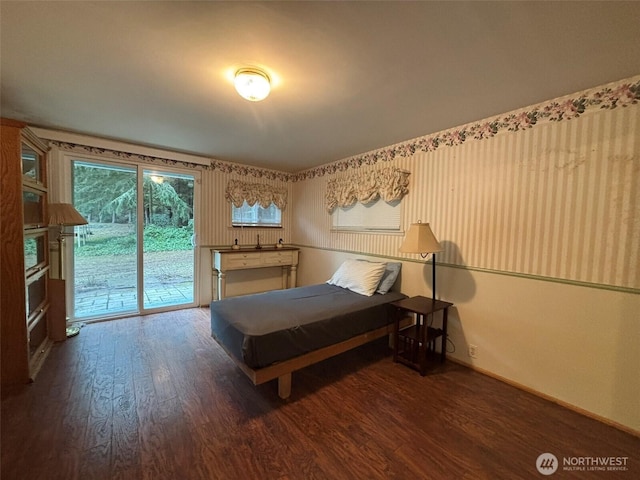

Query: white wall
left=291, top=77, right=640, bottom=433
left=198, top=167, right=293, bottom=302
left=297, top=246, right=640, bottom=432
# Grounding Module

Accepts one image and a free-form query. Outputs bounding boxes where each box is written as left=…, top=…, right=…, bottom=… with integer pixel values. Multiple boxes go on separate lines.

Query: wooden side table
left=391, top=296, right=453, bottom=375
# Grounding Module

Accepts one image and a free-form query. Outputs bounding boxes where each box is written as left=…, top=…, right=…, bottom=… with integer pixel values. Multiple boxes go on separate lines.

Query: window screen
left=232, top=201, right=282, bottom=227
left=331, top=199, right=401, bottom=232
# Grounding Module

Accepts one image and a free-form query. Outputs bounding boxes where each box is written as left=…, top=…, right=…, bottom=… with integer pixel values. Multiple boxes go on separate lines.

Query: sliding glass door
left=142, top=169, right=195, bottom=310
left=71, top=160, right=196, bottom=320
left=72, top=161, right=138, bottom=318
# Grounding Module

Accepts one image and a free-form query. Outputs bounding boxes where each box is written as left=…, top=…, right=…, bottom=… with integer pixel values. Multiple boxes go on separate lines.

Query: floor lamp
left=48, top=203, right=88, bottom=337
left=399, top=221, right=443, bottom=302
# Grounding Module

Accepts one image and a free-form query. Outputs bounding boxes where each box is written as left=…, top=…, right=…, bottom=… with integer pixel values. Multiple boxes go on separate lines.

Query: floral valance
left=326, top=167, right=410, bottom=212
left=225, top=179, right=288, bottom=210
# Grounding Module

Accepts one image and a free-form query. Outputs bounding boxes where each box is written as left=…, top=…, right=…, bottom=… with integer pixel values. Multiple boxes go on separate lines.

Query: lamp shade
left=48, top=203, right=88, bottom=226
left=234, top=68, right=271, bottom=101
left=399, top=222, right=442, bottom=255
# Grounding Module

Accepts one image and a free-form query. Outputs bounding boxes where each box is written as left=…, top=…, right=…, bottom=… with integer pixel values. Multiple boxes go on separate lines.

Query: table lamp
left=399, top=221, right=443, bottom=302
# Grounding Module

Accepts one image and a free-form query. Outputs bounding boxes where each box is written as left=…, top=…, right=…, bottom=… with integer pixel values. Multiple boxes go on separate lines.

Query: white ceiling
left=2, top=1, right=639, bottom=173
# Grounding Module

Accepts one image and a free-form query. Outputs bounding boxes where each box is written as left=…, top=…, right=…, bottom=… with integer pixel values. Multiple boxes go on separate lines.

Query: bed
left=210, top=259, right=407, bottom=398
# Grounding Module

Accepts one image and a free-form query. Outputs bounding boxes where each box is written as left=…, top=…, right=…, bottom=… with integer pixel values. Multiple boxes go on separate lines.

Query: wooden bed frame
left=215, top=316, right=412, bottom=399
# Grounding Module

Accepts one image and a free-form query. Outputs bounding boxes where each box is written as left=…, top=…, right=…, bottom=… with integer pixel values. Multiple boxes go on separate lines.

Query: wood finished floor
left=1, top=308, right=638, bottom=480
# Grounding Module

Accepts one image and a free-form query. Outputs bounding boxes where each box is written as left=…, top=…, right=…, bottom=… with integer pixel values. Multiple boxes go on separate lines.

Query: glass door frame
left=64, top=153, right=201, bottom=322
left=139, top=167, right=198, bottom=312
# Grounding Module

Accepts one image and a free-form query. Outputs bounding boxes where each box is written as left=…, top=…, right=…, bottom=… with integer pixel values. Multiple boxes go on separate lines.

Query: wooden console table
left=211, top=247, right=299, bottom=301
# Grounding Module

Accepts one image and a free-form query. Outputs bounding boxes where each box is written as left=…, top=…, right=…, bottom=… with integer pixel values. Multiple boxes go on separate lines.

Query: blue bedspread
left=210, top=283, right=405, bottom=369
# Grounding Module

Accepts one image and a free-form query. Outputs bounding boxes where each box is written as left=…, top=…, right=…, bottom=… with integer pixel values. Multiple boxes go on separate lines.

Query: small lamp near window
left=399, top=221, right=443, bottom=302
left=48, top=203, right=88, bottom=337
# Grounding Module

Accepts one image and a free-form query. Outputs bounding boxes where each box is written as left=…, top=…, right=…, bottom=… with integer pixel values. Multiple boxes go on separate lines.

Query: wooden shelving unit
left=1, top=118, right=64, bottom=388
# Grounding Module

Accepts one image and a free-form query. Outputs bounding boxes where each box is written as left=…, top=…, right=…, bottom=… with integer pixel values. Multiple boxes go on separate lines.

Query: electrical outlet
left=468, top=344, right=478, bottom=359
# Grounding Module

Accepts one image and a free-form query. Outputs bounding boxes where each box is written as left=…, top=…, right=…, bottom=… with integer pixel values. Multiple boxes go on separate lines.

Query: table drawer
left=262, top=251, right=294, bottom=265
left=223, top=253, right=263, bottom=269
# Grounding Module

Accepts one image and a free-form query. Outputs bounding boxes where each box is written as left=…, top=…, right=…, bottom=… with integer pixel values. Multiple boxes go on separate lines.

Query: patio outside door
left=141, top=169, right=195, bottom=310
left=71, top=160, right=196, bottom=320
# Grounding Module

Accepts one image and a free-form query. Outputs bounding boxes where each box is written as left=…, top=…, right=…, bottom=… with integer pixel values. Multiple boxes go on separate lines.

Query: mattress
left=210, top=283, right=406, bottom=369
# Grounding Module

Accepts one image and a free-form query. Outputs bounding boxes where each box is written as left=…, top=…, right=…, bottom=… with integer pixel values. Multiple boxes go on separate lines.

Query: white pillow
left=327, top=259, right=387, bottom=296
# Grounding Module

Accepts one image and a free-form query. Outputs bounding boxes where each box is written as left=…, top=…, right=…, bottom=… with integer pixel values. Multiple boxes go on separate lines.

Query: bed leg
left=278, top=373, right=292, bottom=399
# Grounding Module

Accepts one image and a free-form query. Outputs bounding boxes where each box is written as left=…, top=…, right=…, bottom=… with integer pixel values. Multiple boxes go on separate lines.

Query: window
left=332, top=199, right=401, bottom=232
left=325, top=167, right=409, bottom=233
left=232, top=201, right=282, bottom=227
left=226, top=179, right=287, bottom=228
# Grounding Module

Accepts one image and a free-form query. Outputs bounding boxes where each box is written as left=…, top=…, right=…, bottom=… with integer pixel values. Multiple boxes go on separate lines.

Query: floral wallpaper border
left=293, top=75, right=640, bottom=181
left=49, top=141, right=293, bottom=182
left=50, top=75, right=639, bottom=183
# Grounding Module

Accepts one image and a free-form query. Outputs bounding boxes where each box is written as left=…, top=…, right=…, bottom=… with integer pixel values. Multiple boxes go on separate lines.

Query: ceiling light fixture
left=234, top=68, right=271, bottom=102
